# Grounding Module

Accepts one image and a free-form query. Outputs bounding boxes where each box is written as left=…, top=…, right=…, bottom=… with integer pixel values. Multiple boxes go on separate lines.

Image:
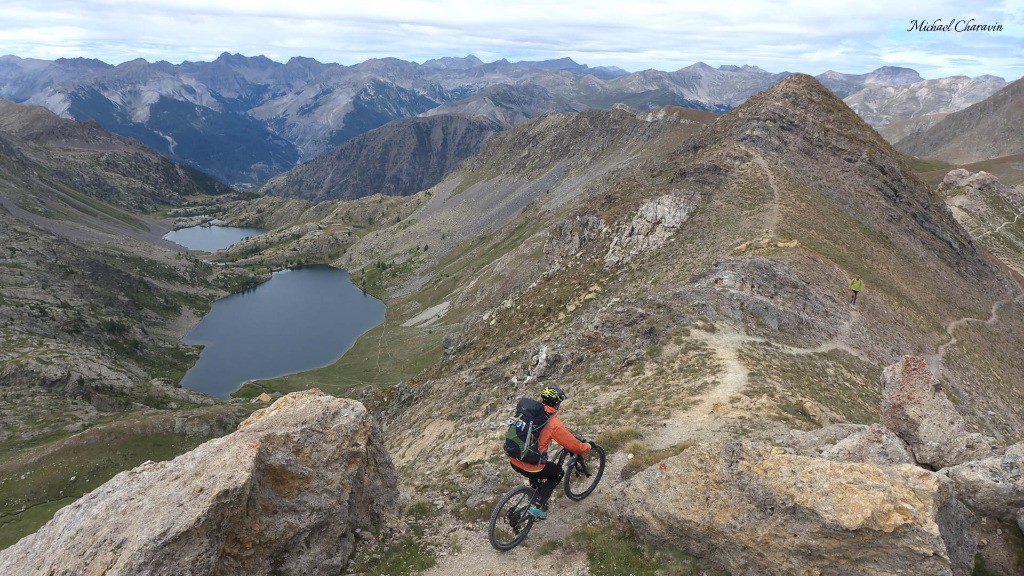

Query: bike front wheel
left=564, top=443, right=606, bottom=501
left=488, top=486, right=537, bottom=551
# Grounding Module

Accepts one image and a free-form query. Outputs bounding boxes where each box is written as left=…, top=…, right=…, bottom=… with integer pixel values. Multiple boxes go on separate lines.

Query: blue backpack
left=503, top=398, right=551, bottom=465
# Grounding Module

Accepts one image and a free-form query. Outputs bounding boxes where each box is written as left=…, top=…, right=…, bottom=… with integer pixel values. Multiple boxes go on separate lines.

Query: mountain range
left=897, top=76, right=1024, bottom=165
left=0, top=54, right=1007, bottom=190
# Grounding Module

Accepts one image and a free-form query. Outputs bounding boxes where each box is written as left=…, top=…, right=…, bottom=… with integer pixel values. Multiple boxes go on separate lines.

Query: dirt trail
left=420, top=452, right=632, bottom=576
left=929, top=294, right=1024, bottom=375
left=742, top=146, right=783, bottom=233
left=977, top=208, right=1024, bottom=239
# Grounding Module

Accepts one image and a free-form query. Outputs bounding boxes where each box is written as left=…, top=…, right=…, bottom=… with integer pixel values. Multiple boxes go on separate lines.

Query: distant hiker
left=849, top=276, right=863, bottom=305
left=506, top=385, right=591, bottom=519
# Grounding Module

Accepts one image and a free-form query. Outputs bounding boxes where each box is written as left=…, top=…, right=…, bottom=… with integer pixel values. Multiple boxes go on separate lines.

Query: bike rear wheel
left=488, top=486, right=537, bottom=551
left=564, top=443, right=606, bottom=501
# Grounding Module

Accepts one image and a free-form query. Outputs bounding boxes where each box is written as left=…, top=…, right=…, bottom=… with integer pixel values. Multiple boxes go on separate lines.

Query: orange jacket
left=509, top=404, right=590, bottom=473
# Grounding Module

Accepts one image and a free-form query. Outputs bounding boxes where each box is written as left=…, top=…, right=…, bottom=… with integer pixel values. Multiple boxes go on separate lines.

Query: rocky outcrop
left=544, top=215, right=607, bottom=269
left=939, top=169, right=1023, bottom=210
left=617, top=441, right=975, bottom=576
left=605, top=192, right=697, bottom=265
left=881, top=356, right=994, bottom=469
left=942, top=443, right=1023, bottom=522
left=0, top=390, right=398, bottom=576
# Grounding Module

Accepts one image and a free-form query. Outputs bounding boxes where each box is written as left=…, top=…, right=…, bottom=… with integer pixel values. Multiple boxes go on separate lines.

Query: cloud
left=0, top=0, right=1020, bottom=78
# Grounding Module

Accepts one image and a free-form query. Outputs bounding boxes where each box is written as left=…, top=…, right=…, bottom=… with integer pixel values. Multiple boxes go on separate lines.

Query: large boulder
left=942, top=442, right=1024, bottom=522
left=616, top=441, right=975, bottom=576
left=881, top=356, right=994, bottom=469
left=0, top=390, right=398, bottom=576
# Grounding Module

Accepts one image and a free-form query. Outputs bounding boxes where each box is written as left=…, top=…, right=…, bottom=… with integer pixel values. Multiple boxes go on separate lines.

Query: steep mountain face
left=260, top=114, right=502, bottom=202
left=897, top=77, right=1024, bottom=164
left=599, top=62, right=788, bottom=111
left=14, top=55, right=299, bottom=188
left=816, top=66, right=924, bottom=98
left=420, top=83, right=580, bottom=128
left=0, top=101, right=248, bottom=444
left=0, top=99, right=230, bottom=210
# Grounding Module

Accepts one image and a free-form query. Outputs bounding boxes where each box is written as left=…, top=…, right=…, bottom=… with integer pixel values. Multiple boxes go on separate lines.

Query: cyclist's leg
left=509, top=461, right=563, bottom=507
left=531, top=462, right=564, bottom=508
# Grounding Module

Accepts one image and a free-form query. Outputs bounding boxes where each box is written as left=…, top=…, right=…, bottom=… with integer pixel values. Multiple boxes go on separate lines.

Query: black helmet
left=540, top=385, right=567, bottom=408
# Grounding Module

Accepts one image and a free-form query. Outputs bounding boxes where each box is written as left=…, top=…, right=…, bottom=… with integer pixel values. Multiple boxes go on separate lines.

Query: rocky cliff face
left=0, top=390, right=398, bottom=575
left=940, top=169, right=1024, bottom=275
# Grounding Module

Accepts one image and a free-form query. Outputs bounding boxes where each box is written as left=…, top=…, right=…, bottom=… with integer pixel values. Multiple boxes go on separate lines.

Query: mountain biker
left=508, top=385, right=591, bottom=519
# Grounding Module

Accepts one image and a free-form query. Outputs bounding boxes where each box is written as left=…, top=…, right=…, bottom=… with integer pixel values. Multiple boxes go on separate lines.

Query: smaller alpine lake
left=163, top=224, right=265, bottom=253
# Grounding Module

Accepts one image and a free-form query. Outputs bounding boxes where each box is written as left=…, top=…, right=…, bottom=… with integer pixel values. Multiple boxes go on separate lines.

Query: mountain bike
left=487, top=436, right=606, bottom=551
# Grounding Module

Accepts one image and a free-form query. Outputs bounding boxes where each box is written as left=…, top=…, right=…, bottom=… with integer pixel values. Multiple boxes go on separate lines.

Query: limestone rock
left=0, top=390, right=399, bottom=576
left=789, top=423, right=867, bottom=457
left=543, top=215, right=607, bottom=269
left=605, top=192, right=697, bottom=265
left=942, top=443, right=1024, bottom=522
left=823, top=423, right=917, bottom=466
left=881, top=356, right=994, bottom=469
left=616, top=441, right=975, bottom=576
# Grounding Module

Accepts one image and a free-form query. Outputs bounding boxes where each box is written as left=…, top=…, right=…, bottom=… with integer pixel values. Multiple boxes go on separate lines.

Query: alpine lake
left=164, top=225, right=385, bottom=398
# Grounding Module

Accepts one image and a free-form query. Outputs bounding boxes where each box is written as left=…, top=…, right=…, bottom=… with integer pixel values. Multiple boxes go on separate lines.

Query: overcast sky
left=1, top=0, right=1021, bottom=79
